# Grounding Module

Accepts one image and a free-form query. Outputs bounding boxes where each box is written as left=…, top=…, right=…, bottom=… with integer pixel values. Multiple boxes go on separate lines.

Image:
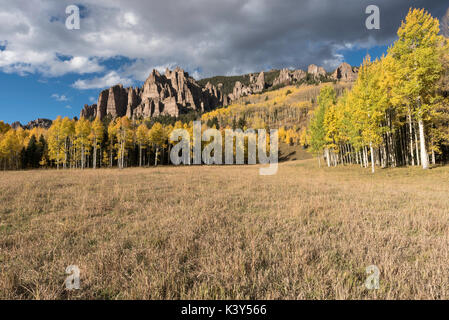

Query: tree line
left=0, top=115, right=272, bottom=170
left=1, top=8, right=448, bottom=173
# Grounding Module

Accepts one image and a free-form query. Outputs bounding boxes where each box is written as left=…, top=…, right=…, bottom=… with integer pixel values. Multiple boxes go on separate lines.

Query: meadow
left=1, top=159, right=449, bottom=299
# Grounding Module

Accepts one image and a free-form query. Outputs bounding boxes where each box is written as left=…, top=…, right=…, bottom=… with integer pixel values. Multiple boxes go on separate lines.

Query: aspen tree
left=90, top=117, right=104, bottom=169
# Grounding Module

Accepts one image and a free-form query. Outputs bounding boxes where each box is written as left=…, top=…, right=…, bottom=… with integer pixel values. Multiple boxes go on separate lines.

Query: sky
left=0, top=0, right=448, bottom=125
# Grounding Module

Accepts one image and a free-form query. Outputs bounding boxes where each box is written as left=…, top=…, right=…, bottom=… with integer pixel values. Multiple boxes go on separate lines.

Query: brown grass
left=1, top=160, right=449, bottom=299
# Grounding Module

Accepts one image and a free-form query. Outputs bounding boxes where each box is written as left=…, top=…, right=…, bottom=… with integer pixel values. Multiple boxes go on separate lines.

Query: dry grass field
left=1, top=159, right=449, bottom=299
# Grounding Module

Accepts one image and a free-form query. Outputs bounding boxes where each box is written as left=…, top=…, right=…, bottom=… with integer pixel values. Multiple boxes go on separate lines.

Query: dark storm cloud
left=0, top=0, right=447, bottom=84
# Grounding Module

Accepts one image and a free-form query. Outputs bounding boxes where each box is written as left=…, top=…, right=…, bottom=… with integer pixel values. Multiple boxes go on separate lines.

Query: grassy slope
left=202, top=83, right=353, bottom=131
left=1, top=161, right=449, bottom=299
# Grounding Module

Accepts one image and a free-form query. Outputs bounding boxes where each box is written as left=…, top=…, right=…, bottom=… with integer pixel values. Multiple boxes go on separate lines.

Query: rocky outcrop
left=81, top=67, right=225, bottom=120
left=254, top=71, right=265, bottom=92
left=106, top=85, right=128, bottom=118
left=273, top=68, right=291, bottom=86
left=24, top=119, right=53, bottom=130
left=10, top=119, right=53, bottom=130
left=79, top=64, right=359, bottom=120
left=308, top=64, right=326, bottom=78
left=332, top=62, right=358, bottom=82
left=80, top=104, right=97, bottom=119
left=126, top=88, right=140, bottom=118
left=11, top=122, right=23, bottom=130
left=96, top=90, right=109, bottom=119
left=273, top=68, right=306, bottom=86
left=227, top=71, right=265, bottom=101
left=292, top=69, right=307, bottom=82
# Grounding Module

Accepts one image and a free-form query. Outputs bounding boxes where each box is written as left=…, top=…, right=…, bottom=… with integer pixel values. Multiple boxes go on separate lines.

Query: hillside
left=202, top=82, right=353, bottom=130
left=77, top=63, right=357, bottom=122
left=198, top=70, right=281, bottom=95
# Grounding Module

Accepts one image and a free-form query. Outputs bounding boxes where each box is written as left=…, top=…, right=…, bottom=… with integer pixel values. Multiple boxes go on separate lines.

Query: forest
left=0, top=9, right=448, bottom=172
left=308, top=9, right=449, bottom=172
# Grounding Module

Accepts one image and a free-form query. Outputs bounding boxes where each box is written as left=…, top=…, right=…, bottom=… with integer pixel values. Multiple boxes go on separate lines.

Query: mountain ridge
left=79, top=62, right=358, bottom=121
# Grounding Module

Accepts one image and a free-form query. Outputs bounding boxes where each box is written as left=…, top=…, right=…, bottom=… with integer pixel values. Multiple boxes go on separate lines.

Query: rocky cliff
left=332, top=62, right=358, bottom=82
left=228, top=71, right=266, bottom=101
left=80, top=64, right=358, bottom=120
left=273, top=68, right=307, bottom=86
left=80, top=67, right=226, bottom=120
left=307, top=64, right=327, bottom=78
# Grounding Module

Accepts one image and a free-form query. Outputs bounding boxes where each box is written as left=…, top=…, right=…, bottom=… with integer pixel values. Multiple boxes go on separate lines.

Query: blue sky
left=0, top=0, right=447, bottom=125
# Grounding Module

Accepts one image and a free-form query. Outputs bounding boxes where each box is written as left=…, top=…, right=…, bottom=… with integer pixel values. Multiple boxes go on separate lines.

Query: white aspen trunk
left=363, top=147, right=367, bottom=168
left=375, top=147, right=381, bottom=166
left=155, top=147, right=159, bottom=166
left=365, top=147, right=369, bottom=168
left=317, top=156, right=321, bottom=168
left=81, top=146, right=85, bottom=169
left=93, top=139, right=97, bottom=169
left=370, top=142, right=375, bottom=174
left=400, top=127, right=407, bottom=166
left=349, top=144, right=353, bottom=165
left=418, top=119, right=429, bottom=170
left=57, top=136, right=60, bottom=170
left=432, top=149, right=436, bottom=165
left=408, top=113, right=415, bottom=166
left=380, top=146, right=384, bottom=168
left=139, top=144, right=142, bottom=167
left=121, top=140, right=125, bottom=169
left=325, top=148, right=331, bottom=167
left=347, top=145, right=351, bottom=164
left=414, top=124, right=420, bottom=167
left=64, top=139, right=67, bottom=169
left=390, top=132, right=397, bottom=167
left=118, top=144, right=121, bottom=169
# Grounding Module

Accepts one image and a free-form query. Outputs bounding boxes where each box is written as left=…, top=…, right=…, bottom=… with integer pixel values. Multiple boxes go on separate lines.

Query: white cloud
left=122, top=12, right=139, bottom=28
left=121, top=60, right=178, bottom=81
left=51, top=93, right=69, bottom=101
left=72, top=71, right=133, bottom=90
left=322, top=53, right=345, bottom=70
left=65, top=105, right=72, bottom=109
